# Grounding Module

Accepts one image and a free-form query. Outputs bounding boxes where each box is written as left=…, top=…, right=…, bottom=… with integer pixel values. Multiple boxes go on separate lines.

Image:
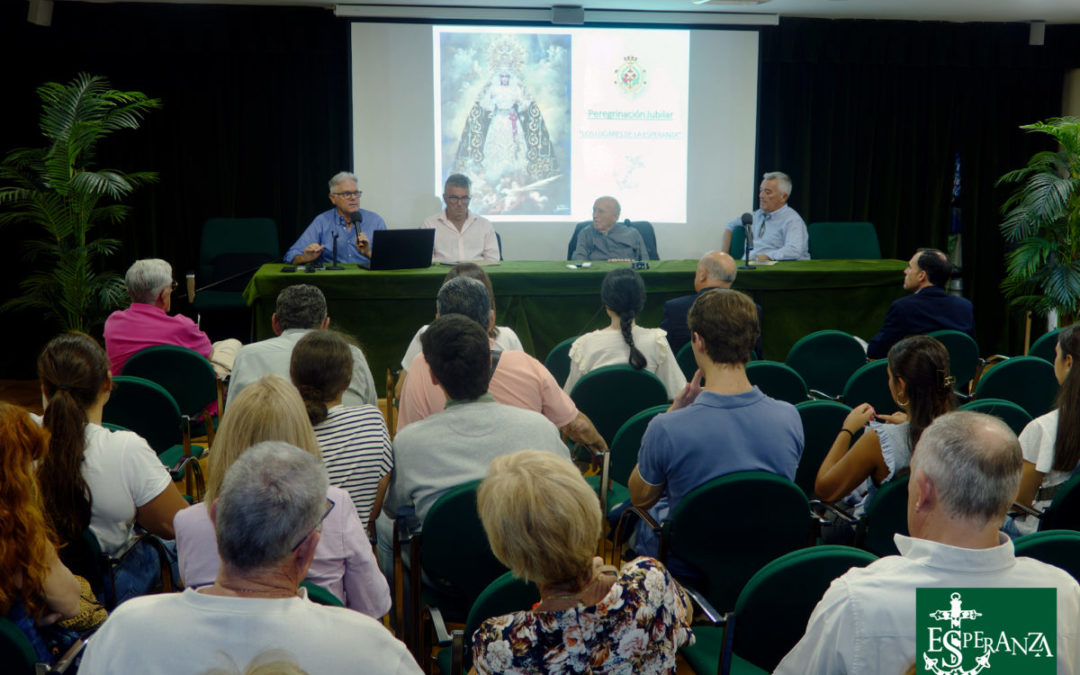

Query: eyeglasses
left=334, top=190, right=362, bottom=198
left=291, top=498, right=335, bottom=551
left=445, top=195, right=471, bottom=203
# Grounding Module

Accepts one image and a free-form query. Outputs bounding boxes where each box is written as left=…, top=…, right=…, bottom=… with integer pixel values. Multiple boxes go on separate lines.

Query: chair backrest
left=807, top=222, right=881, bottom=259
left=958, top=398, right=1032, bottom=437
left=626, top=220, right=659, bottom=260
left=841, top=359, right=894, bottom=413
left=1013, top=530, right=1080, bottom=582
left=421, top=481, right=508, bottom=606
left=974, top=356, right=1059, bottom=418
left=794, top=399, right=852, bottom=499
left=460, top=572, right=540, bottom=671
left=732, top=545, right=878, bottom=671
left=675, top=342, right=696, bottom=381
left=729, top=226, right=746, bottom=259
left=102, top=375, right=183, bottom=455
left=57, top=527, right=108, bottom=604
left=745, top=361, right=808, bottom=405
left=856, top=474, right=910, bottom=556
left=198, top=217, right=279, bottom=288
left=566, top=221, right=592, bottom=260
left=121, top=345, right=217, bottom=417
left=543, top=336, right=578, bottom=388
left=1039, top=472, right=1080, bottom=533
left=1029, top=328, right=1062, bottom=363
left=927, top=329, right=980, bottom=391
left=569, top=364, right=669, bottom=446
left=609, top=405, right=668, bottom=486
left=785, top=330, right=867, bottom=398
left=300, top=580, right=345, bottom=607
left=0, top=616, right=38, bottom=675
left=665, top=471, right=810, bottom=612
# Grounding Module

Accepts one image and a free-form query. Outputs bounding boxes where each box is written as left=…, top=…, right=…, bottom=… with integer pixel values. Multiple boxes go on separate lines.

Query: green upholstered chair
left=927, top=329, right=980, bottom=393
left=840, top=359, right=894, bottom=413
left=0, top=614, right=85, bottom=675
left=807, top=222, right=881, bottom=259
left=785, top=330, right=867, bottom=399
left=1036, top=472, right=1080, bottom=533
left=681, top=545, right=878, bottom=675
left=57, top=527, right=173, bottom=611
left=745, top=361, right=808, bottom=405
left=569, top=364, right=669, bottom=447
left=434, top=571, right=540, bottom=675
left=794, top=400, right=852, bottom=499
left=121, top=345, right=221, bottom=444
left=974, top=356, right=1059, bottom=419
left=1029, top=328, right=1063, bottom=363
left=1013, top=530, right=1080, bottom=582
left=589, top=404, right=668, bottom=517
left=958, top=398, right=1032, bottom=437
left=300, top=580, right=345, bottom=607
left=543, top=335, right=578, bottom=388
left=192, top=217, right=279, bottom=314
left=855, top=474, right=910, bottom=557
left=676, top=341, right=697, bottom=381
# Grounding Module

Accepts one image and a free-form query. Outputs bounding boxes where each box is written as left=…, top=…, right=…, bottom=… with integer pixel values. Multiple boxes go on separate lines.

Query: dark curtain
left=756, top=18, right=1080, bottom=354
left=0, top=2, right=350, bottom=376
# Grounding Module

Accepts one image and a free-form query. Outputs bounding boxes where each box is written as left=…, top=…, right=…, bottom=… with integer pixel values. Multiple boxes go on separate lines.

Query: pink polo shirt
left=104, top=303, right=213, bottom=375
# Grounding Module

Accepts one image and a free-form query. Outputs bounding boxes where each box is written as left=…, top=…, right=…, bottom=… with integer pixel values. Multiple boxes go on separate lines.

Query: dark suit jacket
left=660, top=288, right=764, bottom=359
left=865, top=285, right=976, bottom=359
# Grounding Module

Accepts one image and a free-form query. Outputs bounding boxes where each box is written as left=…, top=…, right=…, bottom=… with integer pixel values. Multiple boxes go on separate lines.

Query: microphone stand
left=326, top=231, right=344, bottom=270
left=740, top=220, right=755, bottom=270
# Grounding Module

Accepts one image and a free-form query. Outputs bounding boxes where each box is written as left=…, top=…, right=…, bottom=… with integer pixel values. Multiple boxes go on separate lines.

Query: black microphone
left=739, top=212, right=755, bottom=270
left=351, top=211, right=363, bottom=249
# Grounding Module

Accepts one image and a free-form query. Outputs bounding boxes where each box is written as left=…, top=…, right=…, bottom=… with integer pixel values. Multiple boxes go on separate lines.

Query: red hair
left=0, top=402, right=59, bottom=618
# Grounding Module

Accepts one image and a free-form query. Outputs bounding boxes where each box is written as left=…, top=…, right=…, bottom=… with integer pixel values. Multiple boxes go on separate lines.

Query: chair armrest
left=613, top=505, right=662, bottom=564
left=810, top=499, right=858, bottom=524
left=809, top=389, right=839, bottom=401
left=39, top=636, right=87, bottom=674
left=1009, top=501, right=1042, bottom=519
left=426, top=605, right=453, bottom=646
left=392, top=517, right=417, bottom=653
left=684, top=586, right=726, bottom=626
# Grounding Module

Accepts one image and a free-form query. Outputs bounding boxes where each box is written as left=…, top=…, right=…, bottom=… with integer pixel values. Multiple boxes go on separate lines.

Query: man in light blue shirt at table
left=284, top=171, right=387, bottom=265
left=722, top=171, right=809, bottom=261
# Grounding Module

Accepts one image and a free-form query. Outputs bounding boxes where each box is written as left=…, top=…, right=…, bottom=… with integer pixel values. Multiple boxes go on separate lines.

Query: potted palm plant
left=0, top=73, right=160, bottom=332
left=998, top=116, right=1080, bottom=326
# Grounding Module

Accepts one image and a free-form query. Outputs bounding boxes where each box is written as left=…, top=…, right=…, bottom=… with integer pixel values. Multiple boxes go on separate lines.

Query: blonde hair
left=206, top=375, right=321, bottom=503
left=477, top=450, right=601, bottom=587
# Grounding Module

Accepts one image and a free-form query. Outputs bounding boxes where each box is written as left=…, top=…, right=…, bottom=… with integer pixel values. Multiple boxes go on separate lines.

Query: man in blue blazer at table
left=661, top=251, right=763, bottom=359
left=866, top=248, right=975, bottom=359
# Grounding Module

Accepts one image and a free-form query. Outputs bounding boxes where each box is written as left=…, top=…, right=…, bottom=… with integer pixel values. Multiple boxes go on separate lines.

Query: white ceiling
left=57, top=0, right=1080, bottom=24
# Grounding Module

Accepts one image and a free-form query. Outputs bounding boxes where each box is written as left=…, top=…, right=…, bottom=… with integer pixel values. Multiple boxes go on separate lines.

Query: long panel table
left=243, top=259, right=907, bottom=396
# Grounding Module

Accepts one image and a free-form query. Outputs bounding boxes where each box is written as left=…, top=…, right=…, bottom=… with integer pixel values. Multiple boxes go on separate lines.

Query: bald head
left=695, top=251, right=737, bottom=292
left=592, top=196, right=621, bottom=233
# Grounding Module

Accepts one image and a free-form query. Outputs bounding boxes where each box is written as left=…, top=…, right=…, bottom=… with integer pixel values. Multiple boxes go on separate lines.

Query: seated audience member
left=564, top=268, right=686, bottom=400
left=174, top=375, right=389, bottom=618
left=37, top=332, right=188, bottom=605
left=0, top=403, right=81, bottom=657
left=815, top=336, right=955, bottom=514
left=570, top=196, right=647, bottom=262
left=866, top=248, right=975, bottom=359
left=628, top=289, right=803, bottom=563
left=284, top=171, right=386, bottom=265
left=775, top=412, right=1080, bottom=675
left=291, top=330, right=392, bottom=528
left=228, top=284, right=376, bottom=406
left=660, top=250, right=763, bottom=357
left=80, top=442, right=418, bottom=675
left=396, top=262, right=522, bottom=399
left=104, top=258, right=240, bottom=377
left=378, top=315, right=570, bottom=574
left=396, top=276, right=604, bottom=449
left=472, top=450, right=693, bottom=673
left=422, top=173, right=499, bottom=263
left=721, top=171, right=809, bottom=261
left=1007, top=323, right=1080, bottom=537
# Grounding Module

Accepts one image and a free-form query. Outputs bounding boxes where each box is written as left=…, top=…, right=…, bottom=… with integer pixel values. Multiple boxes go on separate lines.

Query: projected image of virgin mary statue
left=445, top=34, right=569, bottom=216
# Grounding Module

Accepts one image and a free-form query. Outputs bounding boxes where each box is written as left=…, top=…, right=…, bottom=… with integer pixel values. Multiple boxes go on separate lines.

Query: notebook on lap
left=359, top=229, right=435, bottom=270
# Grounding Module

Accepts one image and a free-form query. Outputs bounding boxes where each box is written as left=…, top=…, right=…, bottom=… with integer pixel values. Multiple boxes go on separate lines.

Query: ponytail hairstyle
left=1052, top=324, right=1080, bottom=472
left=36, top=332, right=110, bottom=544
left=887, top=335, right=956, bottom=450
left=601, top=268, right=647, bottom=371
left=0, top=403, right=57, bottom=618
left=290, top=330, right=354, bottom=426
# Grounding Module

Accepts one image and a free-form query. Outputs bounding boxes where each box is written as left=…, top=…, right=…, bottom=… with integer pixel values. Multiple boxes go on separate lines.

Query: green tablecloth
left=243, top=259, right=907, bottom=396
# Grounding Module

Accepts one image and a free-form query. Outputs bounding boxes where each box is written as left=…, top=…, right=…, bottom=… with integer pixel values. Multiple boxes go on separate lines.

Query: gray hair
left=911, top=411, right=1022, bottom=525
left=436, top=276, right=490, bottom=326
left=328, top=171, right=357, bottom=193
left=125, top=258, right=173, bottom=304
left=444, top=173, right=471, bottom=191
left=215, top=441, right=328, bottom=572
left=699, top=251, right=736, bottom=284
left=275, top=284, right=327, bottom=330
left=762, top=171, right=792, bottom=198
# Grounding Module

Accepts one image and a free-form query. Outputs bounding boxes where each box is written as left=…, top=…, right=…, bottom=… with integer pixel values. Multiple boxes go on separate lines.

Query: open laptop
left=358, top=228, right=435, bottom=270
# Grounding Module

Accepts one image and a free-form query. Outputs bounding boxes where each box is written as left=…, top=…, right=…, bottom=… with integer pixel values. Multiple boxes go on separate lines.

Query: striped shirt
left=314, top=405, right=393, bottom=526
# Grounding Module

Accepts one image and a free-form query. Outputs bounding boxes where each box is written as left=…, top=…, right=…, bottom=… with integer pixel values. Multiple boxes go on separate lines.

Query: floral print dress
left=471, top=557, right=694, bottom=674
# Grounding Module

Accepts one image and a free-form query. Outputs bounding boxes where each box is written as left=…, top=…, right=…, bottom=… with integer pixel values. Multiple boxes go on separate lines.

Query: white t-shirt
left=1016, top=409, right=1075, bottom=536
left=564, top=325, right=686, bottom=400
left=400, top=324, right=523, bottom=371
left=79, top=588, right=420, bottom=674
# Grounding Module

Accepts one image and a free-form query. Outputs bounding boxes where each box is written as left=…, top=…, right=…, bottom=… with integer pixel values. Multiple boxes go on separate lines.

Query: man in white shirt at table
left=422, top=173, right=500, bottom=264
